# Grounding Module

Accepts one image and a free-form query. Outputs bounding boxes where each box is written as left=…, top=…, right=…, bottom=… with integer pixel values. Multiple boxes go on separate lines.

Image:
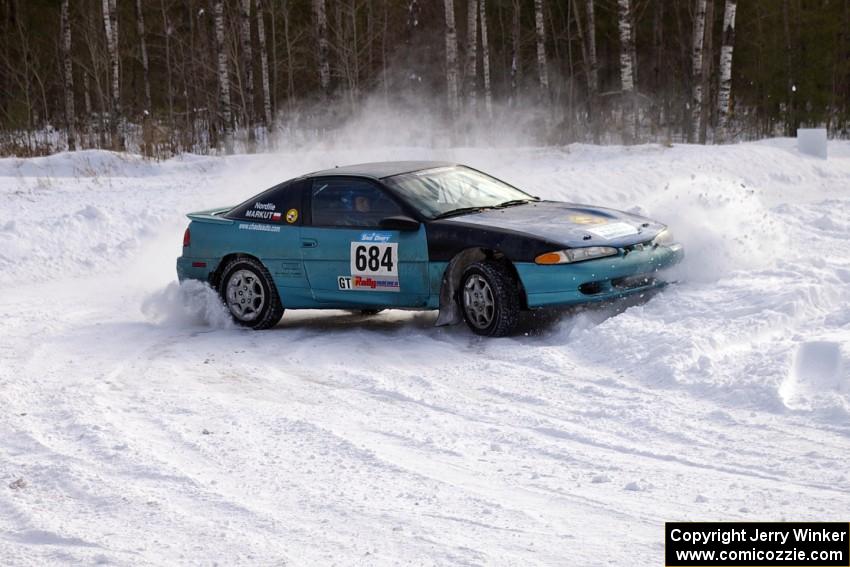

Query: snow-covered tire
left=218, top=257, right=284, bottom=330
left=459, top=261, right=521, bottom=337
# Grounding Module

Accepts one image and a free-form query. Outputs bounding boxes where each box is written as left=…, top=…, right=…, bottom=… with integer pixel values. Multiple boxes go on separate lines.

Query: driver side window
left=310, top=178, right=402, bottom=227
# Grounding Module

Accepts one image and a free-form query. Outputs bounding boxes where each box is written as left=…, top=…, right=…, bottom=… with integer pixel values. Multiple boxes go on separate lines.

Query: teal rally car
left=177, top=162, right=683, bottom=336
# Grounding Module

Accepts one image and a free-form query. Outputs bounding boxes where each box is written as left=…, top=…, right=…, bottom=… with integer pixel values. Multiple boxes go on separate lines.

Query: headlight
left=651, top=229, right=676, bottom=247
left=535, top=246, right=618, bottom=265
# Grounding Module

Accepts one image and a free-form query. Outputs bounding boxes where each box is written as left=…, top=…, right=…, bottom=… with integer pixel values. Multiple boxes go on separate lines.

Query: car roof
left=305, top=161, right=456, bottom=180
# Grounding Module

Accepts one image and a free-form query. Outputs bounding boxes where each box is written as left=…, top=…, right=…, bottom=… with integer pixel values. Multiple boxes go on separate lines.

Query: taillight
left=183, top=227, right=191, bottom=247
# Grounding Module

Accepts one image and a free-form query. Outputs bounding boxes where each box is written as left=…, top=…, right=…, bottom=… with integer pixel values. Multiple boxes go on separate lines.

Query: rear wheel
left=459, top=261, right=521, bottom=337
left=219, top=258, right=284, bottom=329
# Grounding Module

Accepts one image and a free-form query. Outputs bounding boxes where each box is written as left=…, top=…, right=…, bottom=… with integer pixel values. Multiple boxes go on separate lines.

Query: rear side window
left=227, top=180, right=305, bottom=225
left=310, top=178, right=402, bottom=228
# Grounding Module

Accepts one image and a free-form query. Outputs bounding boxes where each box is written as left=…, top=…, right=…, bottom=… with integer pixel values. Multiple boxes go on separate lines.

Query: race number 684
left=351, top=242, right=397, bottom=276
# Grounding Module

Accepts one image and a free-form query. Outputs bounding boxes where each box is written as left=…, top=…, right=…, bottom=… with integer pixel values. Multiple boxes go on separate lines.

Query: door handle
left=301, top=238, right=318, bottom=248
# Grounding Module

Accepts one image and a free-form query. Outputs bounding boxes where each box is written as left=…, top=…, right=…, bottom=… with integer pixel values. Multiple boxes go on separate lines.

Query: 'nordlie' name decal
left=238, top=223, right=281, bottom=233
left=586, top=222, right=639, bottom=240
left=360, top=231, right=392, bottom=242
left=253, top=202, right=276, bottom=211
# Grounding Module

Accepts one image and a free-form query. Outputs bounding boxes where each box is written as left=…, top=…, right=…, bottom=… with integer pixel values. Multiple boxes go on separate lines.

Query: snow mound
left=780, top=341, right=849, bottom=417
left=141, top=280, right=234, bottom=329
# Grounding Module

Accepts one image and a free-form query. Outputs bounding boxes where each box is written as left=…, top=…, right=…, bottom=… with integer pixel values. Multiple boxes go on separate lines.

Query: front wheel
left=459, top=261, right=521, bottom=337
left=219, top=258, right=284, bottom=329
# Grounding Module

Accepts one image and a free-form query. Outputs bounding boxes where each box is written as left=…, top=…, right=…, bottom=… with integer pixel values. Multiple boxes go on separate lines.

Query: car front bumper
left=516, top=244, right=684, bottom=308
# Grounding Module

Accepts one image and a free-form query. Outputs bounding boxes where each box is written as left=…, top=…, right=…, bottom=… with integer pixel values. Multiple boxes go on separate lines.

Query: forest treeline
left=0, top=0, right=848, bottom=157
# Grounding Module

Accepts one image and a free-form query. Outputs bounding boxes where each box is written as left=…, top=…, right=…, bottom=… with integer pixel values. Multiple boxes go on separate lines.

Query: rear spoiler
left=186, top=207, right=234, bottom=224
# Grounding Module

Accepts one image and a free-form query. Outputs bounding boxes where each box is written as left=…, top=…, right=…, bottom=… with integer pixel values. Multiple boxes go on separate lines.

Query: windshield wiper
left=434, top=206, right=493, bottom=219
left=495, top=198, right=535, bottom=208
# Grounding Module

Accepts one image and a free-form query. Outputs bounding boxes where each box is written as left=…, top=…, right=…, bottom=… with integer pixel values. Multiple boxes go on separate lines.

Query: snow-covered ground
left=1, top=140, right=849, bottom=565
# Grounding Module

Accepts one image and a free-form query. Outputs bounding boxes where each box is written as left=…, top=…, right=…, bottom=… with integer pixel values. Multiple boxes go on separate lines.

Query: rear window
left=226, top=180, right=305, bottom=225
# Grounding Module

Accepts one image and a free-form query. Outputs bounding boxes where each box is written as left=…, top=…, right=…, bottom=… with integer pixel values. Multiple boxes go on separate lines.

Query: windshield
left=384, top=166, right=536, bottom=219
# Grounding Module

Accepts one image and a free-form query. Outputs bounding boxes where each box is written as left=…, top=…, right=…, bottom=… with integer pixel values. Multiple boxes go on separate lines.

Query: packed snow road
left=1, top=140, right=849, bottom=565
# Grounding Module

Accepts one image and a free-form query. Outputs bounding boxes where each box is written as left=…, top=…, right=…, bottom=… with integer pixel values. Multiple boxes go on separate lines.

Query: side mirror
left=379, top=215, right=420, bottom=231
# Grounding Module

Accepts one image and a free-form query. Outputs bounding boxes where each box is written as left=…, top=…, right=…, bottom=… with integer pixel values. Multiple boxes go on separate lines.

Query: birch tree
left=213, top=0, right=233, bottom=153
left=699, top=0, right=715, bottom=143
left=510, top=0, right=520, bottom=104
left=690, top=0, right=708, bottom=142
left=716, top=0, right=737, bottom=141
left=479, top=0, right=492, bottom=117
left=617, top=0, right=636, bottom=141
left=443, top=0, right=460, bottom=116
left=60, top=0, right=76, bottom=151
left=135, top=0, right=152, bottom=113
left=255, top=0, right=273, bottom=132
left=313, top=0, right=331, bottom=96
left=239, top=0, right=256, bottom=144
left=102, top=0, right=122, bottom=149
left=465, top=0, right=478, bottom=108
left=533, top=0, right=549, bottom=96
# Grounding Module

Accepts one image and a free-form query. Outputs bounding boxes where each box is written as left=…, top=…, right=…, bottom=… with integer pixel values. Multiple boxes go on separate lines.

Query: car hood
left=438, top=201, right=665, bottom=248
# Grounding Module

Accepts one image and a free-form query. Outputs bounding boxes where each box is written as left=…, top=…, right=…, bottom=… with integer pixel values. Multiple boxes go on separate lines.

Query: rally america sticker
left=353, top=276, right=400, bottom=292
left=586, top=222, right=639, bottom=239
left=338, top=275, right=400, bottom=292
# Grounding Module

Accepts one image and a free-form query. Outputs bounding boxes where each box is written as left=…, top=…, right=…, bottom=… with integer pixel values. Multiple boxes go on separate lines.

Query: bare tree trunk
left=284, top=0, right=296, bottom=110
left=617, top=0, right=634, bottom=93
left=213, top=0, right=233, bottom=153
left=652, top=0, right=663, bottom=136
left=617, top=0, right=636, bottom=142
left=465, top=0, right=478, bottom=109
left=255, top=0, right=273, bottom=133
left=238, top=0, right=256, bottom=145
left=161, top=0, right=174, bottom=132
left=586, top=0, right=598, bottom=98
left=185, top=0, right=200, bottom=150
left=60, top=0, right=76, bottom=151
left=313, top=0, right=331, bottom=97
left=102, top=0, right=122, bottom=149
left=716, top=0, right=736, bottom=142
left=83, top=70, right=93, bottom=148
left=510, top=0, right=520, bottom=105
left=479, top=0, right=492, bottom=117
left=699, top=0, right=715, bottom=143
left=533, top=0, right=548, bottom=97
left=782, top=0, right=794, bottom=136
left=135, top=0, right=152, bottom=113
left=690, top=0, right=707, bottom=142
left=443, top=0, right=460, bottom=116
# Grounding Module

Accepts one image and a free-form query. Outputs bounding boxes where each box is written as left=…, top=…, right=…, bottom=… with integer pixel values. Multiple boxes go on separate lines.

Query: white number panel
left=350, top=242, right=398, bottom=277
